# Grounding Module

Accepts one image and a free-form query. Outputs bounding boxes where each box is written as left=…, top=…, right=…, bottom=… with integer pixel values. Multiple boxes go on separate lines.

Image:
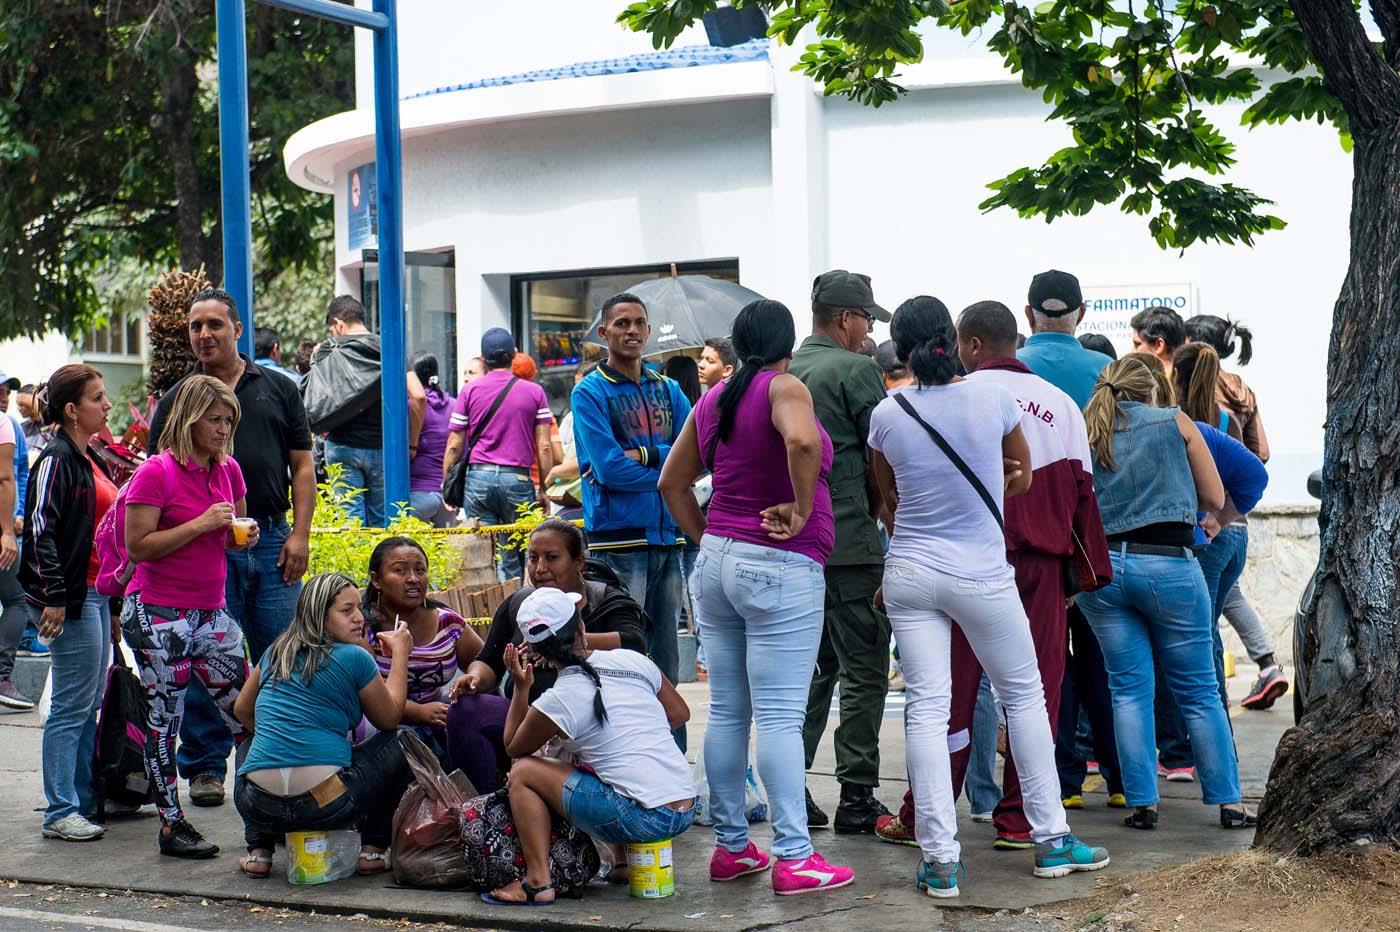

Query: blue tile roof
left=405, top=38, right=770, bottom=100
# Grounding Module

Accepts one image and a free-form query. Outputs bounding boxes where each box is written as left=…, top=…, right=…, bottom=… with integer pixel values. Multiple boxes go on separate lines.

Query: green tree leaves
left=617, top=0, right=1353, bottom=250
left=0, top=1, right=351, bottom=340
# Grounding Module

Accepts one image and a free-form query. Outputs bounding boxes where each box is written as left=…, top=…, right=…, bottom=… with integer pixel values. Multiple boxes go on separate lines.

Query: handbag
left=441, top=376, right=520, bottom=509
left=893, top=393, right=1003, bottom=530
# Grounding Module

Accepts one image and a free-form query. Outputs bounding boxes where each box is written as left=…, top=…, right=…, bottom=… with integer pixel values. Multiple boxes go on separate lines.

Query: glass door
left=360, top=250, right=458, bottom=395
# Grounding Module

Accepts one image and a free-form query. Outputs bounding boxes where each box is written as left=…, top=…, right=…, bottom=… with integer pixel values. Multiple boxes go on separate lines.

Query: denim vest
left=1093, top=402, right=1198, bottom=535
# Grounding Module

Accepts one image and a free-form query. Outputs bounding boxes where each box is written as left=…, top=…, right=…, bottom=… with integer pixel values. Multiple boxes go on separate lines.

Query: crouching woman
left=232, top=573, right=415, bottom=878
left=483, top=587, right=695, bottom=907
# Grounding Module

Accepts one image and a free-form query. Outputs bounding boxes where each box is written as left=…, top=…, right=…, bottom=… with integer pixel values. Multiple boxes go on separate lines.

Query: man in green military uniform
left=791, top=270, right=894, bottom=833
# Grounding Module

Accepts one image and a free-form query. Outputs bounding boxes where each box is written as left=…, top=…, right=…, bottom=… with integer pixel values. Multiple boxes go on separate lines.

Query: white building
left=285, top=0, right=1346, bottom=504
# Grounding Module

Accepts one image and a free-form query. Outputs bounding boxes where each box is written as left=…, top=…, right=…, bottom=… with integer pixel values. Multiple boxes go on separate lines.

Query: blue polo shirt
left=1017, top=332, right=1113, bottom=409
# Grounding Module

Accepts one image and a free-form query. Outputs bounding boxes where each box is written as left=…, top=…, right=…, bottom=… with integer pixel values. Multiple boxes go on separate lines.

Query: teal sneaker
left=915, top=859, right=963, bottom=899
left=1033, top=834, right=1110, bottom=878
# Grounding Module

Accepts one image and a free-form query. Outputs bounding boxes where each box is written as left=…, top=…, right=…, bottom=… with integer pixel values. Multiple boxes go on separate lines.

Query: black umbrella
left=585, top=274, right=765, bottom=357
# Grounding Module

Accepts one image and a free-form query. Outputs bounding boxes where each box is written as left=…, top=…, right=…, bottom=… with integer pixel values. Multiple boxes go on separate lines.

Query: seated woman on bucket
left=481, top=587, right=695, bottom=907
left=232, top=573, right=416, bottom=878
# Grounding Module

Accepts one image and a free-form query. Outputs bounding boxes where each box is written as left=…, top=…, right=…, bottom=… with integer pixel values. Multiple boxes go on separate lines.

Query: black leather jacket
left=20, top=430, right=113, bottom=616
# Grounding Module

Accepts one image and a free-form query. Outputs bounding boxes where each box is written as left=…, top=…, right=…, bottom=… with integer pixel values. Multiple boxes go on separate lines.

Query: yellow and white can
left=627, top=839, right=675, bottom=898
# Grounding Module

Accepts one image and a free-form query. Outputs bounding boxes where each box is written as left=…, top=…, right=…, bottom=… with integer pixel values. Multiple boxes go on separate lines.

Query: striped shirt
left=368, top=608, right=465, bottom=703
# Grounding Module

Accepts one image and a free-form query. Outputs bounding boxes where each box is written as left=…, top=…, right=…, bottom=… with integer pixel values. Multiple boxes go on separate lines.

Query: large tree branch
left=1373, top=0, right=1400, bottom=68
left=1292, top=0, right=1400, bottom=130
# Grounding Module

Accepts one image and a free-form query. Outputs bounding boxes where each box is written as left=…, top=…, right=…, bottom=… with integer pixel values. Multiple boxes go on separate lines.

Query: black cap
left=1027, top=270, right=1083, bottom=317
left=812, top=270, right=891, bottom=322
left=873, top=340, right=904, bottom=375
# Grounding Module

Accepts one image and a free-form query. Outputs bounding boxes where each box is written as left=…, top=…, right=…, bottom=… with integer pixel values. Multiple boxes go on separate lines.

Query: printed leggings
left=122, top=593, right=250, bottom=825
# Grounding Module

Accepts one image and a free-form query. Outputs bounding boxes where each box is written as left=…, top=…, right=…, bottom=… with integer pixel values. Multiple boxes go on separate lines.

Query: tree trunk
left=158, top=54, right=222, bottom=286
left=1254, top=121, right=1400, bottom=854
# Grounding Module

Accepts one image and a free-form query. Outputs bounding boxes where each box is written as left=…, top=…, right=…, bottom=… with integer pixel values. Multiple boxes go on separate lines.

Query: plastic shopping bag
left=691, top=742, right=767, bottom=826
left=390, top=731, right=477, bottom=888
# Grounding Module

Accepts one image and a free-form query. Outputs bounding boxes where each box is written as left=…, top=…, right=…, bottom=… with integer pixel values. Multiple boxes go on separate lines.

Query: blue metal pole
left=216, top=0, right=255, bottom=357
left=256, top=0, right=387, bottom=30
left=372, top=0, right=409, bottom=518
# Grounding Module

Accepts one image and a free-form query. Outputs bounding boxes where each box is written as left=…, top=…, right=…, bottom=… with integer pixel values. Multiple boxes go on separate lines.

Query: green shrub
left=307, top=463, right=463, bottom=590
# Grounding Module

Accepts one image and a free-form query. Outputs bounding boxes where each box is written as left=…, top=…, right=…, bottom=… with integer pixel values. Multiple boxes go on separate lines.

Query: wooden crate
left=430, top=577, right=522, bottom=624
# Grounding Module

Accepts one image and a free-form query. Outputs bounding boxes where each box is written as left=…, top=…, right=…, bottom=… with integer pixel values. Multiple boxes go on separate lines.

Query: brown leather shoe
left=188, top=775, right=225, bottom=808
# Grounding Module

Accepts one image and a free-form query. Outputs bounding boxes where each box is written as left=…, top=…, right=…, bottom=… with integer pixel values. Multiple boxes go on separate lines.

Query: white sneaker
left=971, top=812, right=994, bottom=823
left=42, top=813, right=105, bottom=842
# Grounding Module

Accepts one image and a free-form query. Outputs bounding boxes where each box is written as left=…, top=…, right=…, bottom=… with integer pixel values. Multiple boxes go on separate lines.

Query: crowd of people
left=4, top=266, right=1284, bottom=905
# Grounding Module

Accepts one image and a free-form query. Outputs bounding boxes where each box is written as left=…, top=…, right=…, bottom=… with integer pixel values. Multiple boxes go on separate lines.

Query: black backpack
left=93, top=647, right=152, bottom=818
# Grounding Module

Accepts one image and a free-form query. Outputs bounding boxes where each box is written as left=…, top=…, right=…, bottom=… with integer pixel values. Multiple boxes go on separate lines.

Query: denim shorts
left=560, top=770, right=694, bottom=844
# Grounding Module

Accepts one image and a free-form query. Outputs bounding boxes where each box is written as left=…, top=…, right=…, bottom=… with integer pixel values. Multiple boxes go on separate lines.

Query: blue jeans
left=41, top=589, right=111, bottom=823
left=409, top=490, right=454, bottom=528
left=324, top=440, right=386, bottom=527
left=1079, top=548, right=1241, bottom=807
left=179, top=519, right=301, bottom=781
left=462, top=466, right=536, bottom=579
left=963, top=673, right=1001, bottom=815
left=596, top=546, right=684, bottom=750
left=560, top=770, right=695, bottom=845
left=692, top=535, right=824, bottom=861
left=1156, top=526, right=1247, bottom=768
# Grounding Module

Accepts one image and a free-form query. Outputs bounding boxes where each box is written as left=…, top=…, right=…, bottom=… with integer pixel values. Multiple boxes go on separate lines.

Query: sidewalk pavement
left=0, top=674, right=1290, bottom=932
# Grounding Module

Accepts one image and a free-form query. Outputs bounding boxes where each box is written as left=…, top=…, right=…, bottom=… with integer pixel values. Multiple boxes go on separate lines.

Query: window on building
left=513, top=260, right=740, bottom=415
left=360, top=250, right=458, bottom=396
left=82, top=313, right=144, bottom=360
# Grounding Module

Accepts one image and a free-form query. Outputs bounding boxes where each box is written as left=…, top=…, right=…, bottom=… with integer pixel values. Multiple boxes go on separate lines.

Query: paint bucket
left=286, top=829, right=359, bottom=885
left=627, top=839, right=675, bottom=898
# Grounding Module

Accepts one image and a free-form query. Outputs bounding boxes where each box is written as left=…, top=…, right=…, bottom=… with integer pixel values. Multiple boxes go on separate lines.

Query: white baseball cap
left=519, top=587, right=583, bottom=644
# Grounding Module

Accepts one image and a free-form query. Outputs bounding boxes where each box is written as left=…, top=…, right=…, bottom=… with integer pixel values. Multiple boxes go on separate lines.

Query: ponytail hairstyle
left=891, top=296, right=957, bottom=386
left=529, top=614, right=607, bottom=724
left=1084, top=356, right=1160, bottom=471
left=1125, top=351, right=1175, bottom=408
left=1185, top=314, right=1252, bottom=365
left=411, top=352, right=445, bottom=398
left=711, top=299, right=796, bottom=459
left=38, top=364, right=103, bottom=429
left=1172, top=343, right=1222, bottom=424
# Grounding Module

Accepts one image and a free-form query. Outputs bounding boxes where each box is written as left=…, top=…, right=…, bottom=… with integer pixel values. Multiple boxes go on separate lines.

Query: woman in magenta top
left=660, top=299, right=853, bottom=896
left=123, top=375, right=258, bottom=860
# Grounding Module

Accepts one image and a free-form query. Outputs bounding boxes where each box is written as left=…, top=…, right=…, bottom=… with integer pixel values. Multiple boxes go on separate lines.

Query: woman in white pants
left=867, top=296, right=1108, bottom=899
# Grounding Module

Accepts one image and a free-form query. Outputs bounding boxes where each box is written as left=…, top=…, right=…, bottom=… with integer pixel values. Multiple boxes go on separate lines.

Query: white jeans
left=884, top=559, right=1069, bottom=863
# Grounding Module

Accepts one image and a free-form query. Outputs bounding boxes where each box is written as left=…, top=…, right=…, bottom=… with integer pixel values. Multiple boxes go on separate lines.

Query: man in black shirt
left=147, top=287, right=315, bottom=807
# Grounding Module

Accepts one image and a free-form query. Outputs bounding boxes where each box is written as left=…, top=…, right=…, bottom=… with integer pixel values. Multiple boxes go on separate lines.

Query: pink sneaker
left=772, top=852, right=855, bottom=895
left=710, top=841, right=771, bottom=882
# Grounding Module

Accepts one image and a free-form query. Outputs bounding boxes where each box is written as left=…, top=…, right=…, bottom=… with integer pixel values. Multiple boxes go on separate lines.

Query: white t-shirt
left=868, top=381, right=1023, bottom=579
left=533, top=648, right=696, bottom=809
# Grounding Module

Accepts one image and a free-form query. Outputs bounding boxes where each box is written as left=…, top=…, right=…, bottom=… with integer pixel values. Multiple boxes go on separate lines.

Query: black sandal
left=480, top=880, right=556, bottom=907
left=1220, top=806, right=1257, bottom=829
left=1124, top=807, right=1159, bottom=830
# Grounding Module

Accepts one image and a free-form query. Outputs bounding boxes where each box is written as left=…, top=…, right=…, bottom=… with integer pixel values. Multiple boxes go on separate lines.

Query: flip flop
left=480, top=880, right=556, bottom=907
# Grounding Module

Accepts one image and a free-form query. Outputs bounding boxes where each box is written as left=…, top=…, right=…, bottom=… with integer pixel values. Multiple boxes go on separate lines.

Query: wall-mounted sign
left=347, top=162, right=378, bottom=250
left=1078, top=283, right=1195, bottom=357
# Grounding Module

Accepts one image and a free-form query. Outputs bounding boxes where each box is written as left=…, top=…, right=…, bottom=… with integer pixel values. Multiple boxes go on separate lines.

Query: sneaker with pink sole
left=772, top=852, right=854, bottom=895
left=710, top=842, right=771, bottom=882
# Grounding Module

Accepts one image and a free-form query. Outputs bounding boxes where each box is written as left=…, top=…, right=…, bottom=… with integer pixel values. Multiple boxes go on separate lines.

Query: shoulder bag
left=441, top=377, right=520, bottom=509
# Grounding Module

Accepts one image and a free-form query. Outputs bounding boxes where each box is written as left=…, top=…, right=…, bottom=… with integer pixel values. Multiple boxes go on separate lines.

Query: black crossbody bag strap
left=893, top=392, right=1004, bottom=531
left=465, top=376, right=520, bottom=460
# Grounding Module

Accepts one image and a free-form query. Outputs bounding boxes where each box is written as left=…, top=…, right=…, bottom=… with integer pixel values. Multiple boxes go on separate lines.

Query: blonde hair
left=156, top=375, right=240, bottom=463
left=1171, top=343, right=1222, bottom=424
left=263, top=573, right=360, bottom=685
left=1085, top=356, right=1161, bottom=471
left=1124, top=351, right=1175, bottom=407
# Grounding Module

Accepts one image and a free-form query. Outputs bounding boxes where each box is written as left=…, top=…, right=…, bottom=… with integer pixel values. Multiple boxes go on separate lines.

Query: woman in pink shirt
left=123, top=375, right=259, bottom=860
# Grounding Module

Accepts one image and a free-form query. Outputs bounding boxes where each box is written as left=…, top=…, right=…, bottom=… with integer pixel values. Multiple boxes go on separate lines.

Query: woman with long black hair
left=408, top=353, right=456, bottom=527
left=360, top=536, right=484, bottom=765
left=659, top=299, right=852, bottom=895
left=866, top=297, right=1108, bottom=898
left=481, top=587, right=694, bottom=906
